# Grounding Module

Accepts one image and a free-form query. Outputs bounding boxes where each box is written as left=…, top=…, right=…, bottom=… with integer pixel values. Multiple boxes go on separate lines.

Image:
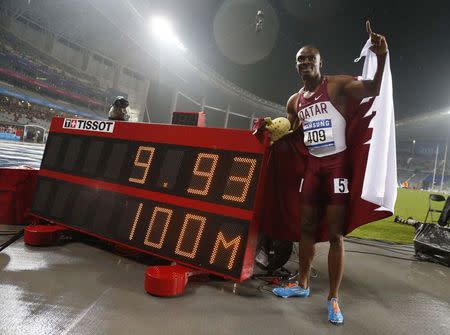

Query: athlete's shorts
left=299, top=151, right=350, bottom=206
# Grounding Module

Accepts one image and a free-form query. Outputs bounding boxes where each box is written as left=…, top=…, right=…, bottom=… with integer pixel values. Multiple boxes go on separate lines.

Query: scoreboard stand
left=24, top=224, right=71, bottom=246
left=24, top=223, right=207, bottom=296
left=145, top=264, right=205, bottom=296
left=27, top=117, right=270, bottom=296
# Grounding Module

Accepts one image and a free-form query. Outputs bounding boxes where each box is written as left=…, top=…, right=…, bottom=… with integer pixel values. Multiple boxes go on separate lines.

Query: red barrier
left=0, top=168, right=38, bottom=225
left=145, top=264, right=204, bottom=297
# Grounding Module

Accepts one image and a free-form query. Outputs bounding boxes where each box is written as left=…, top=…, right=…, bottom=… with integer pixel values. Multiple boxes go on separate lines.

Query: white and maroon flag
left=355, top=39, right=397, bottom=213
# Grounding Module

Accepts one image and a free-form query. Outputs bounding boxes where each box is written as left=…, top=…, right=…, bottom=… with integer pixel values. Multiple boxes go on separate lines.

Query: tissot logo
left=63, top=119, right=115, bottom=133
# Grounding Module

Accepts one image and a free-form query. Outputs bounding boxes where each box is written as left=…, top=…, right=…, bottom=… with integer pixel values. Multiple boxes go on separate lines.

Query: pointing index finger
left=366, top=20, right=372, bottom=35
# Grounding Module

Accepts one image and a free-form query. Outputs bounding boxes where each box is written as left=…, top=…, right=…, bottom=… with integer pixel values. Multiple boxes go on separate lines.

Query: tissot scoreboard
left=31, top=118, right=269, bottom=281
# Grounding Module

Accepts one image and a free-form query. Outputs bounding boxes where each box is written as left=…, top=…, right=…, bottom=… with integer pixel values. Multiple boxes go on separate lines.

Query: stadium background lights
left=150, top=16, right=187, bottom=52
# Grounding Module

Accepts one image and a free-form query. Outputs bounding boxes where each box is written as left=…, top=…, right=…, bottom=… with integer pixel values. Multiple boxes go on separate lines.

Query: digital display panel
left=31, top=118, right=268, bottom=281
left=40, top=133, right=261, bottom=210
left=171, top=112, right=203, bottom=126
left=32, top=177, right=249, bottom=277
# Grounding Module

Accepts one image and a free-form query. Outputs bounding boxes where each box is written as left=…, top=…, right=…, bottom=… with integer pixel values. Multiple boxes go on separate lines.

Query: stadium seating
left=397, top=149, right=450, bottom=190
left=0, top=29, right=107, bottom=111
left=0, top=94, right=72, bottom=129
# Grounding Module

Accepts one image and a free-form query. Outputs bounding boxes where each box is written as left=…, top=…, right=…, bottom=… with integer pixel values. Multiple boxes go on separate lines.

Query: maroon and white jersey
left=297, top=78, right=347, bottom=157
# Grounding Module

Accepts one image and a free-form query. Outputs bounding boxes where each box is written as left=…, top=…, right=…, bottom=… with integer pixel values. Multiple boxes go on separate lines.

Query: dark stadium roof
left=396, top=109, right=450, bottom=142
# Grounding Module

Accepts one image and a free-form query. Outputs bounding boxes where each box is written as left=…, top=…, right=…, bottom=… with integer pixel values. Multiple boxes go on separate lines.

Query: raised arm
left=341, top=21, right=388, bottom=99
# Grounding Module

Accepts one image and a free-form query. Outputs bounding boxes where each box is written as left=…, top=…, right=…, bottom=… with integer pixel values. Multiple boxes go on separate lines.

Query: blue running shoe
left=327, top=298, right=344, bottom=325
left=272, top=283, right=310, bottom=298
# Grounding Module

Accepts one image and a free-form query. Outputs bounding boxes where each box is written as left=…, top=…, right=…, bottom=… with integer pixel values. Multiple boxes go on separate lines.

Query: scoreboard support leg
left=24, top=224, right=71, bottom=246
left=145, top=264, right=206, bottom=297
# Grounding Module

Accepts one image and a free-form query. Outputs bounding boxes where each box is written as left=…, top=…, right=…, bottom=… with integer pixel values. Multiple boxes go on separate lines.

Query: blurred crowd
left=0, top=29, right=107, bottom=110
left=0, top=124, right=18, bottom=134
left=397, top=151, right=449, bottom=174
left=0, top=94, right=71, bottom=128
left=397, top=150, right=450, bottom=190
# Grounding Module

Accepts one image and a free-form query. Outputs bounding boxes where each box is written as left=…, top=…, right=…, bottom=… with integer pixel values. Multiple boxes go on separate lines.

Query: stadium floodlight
left=150, top=16, right=187, bottom=52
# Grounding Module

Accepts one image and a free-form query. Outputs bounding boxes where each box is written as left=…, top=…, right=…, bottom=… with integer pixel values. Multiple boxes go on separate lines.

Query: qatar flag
left=259, top=40, right=397, bottom=242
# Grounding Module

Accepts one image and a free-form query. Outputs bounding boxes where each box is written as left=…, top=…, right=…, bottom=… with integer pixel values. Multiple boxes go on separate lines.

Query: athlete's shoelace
left=331, top=299, right=341, bottom=314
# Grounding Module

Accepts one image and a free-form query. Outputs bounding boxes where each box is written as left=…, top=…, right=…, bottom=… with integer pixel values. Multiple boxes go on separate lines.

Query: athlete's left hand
left=366, top=20, right=388, bottom=55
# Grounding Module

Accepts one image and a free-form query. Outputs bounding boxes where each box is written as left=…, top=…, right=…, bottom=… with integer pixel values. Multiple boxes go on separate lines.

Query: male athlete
left=272, top=21, right=388, bottom=325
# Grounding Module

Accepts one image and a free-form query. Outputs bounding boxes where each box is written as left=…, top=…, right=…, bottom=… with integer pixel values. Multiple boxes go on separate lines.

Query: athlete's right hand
left=366, top=20, right=388, bottom=55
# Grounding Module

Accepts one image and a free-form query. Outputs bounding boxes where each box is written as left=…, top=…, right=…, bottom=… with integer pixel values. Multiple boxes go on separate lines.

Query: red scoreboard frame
left=31, top=118, right=269, bottom=281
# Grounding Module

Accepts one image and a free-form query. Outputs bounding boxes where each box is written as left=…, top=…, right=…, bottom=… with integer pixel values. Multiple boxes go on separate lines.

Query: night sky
left=144, top=0, right=450, bottom=120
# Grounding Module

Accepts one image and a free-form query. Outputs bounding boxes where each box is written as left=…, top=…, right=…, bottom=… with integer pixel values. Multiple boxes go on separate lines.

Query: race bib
left=333, top=178, right=349, bottom=194
left=303, top=119, right=335, bottom=149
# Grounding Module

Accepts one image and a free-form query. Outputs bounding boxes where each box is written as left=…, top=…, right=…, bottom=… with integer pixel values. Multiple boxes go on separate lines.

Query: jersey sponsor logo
left=303, top=119, right=331, bottom=130
left=314, top=94, right=323, bottom=101
left=63, top=119, right=115, bottom=133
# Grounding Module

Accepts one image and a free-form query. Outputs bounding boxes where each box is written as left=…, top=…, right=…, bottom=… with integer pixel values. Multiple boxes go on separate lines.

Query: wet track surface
left=0, top=140, right=44, bottom=169
left=1, top=233, right=449, bottom=335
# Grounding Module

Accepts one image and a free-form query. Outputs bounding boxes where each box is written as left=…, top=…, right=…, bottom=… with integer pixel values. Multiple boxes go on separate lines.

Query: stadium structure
left=0, top=0, right=449, bottom=191
left=0, top=2, right=449, bottom=335
left=396, top=110, right=450, bottom=192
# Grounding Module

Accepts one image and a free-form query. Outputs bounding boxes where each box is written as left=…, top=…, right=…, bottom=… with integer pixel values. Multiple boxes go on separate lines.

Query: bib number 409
left=306, top=129, right=326, bottom=143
